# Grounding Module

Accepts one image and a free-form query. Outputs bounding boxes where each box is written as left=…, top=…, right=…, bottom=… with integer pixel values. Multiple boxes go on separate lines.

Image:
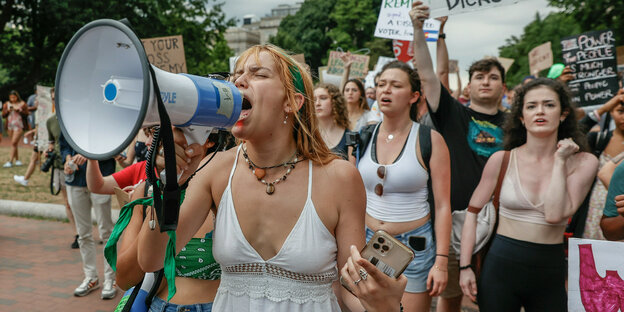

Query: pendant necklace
left=242, top=145, right=299, bottom=195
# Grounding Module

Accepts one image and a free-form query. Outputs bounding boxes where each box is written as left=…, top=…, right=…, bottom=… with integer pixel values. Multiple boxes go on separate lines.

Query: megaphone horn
left=55, top=19, right=242, bottom=160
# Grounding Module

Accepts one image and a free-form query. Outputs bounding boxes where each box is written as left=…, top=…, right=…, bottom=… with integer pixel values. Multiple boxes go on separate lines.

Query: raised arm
left=409, top=1, right=441, bottom=112
left=543, top=140, right=598, bottom=224
left=436, top=17, right=450, bottom=91
left=458, top=151, right=506, bottom=302
left=340, top=52, right=353, bottom=91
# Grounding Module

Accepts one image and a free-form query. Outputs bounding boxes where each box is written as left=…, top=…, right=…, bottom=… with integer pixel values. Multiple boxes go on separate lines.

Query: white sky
left=221, top=0, right=560, bottom=87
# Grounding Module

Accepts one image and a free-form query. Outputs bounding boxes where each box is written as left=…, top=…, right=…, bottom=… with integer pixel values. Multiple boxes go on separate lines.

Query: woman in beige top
left=458, top=78, right=598, bottom=311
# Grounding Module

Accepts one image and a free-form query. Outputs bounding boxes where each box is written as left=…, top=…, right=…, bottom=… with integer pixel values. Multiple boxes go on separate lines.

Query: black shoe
left=71, top=235, right=79, bottom=249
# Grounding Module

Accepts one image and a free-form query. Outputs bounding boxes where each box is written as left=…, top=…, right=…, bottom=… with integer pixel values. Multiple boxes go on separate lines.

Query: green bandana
left=104, top=187, right=186, bottom=301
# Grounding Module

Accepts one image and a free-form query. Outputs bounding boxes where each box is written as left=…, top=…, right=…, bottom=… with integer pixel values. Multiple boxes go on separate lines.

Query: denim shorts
left=366, top=220, right=435, bottom=293
left=150, top=296, right=213, bottom=312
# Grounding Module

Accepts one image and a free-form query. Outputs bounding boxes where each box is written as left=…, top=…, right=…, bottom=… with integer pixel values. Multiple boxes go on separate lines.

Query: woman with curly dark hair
left=314, top=83, right=351, bottom=159
left=459, top=78, right=598, bottom=311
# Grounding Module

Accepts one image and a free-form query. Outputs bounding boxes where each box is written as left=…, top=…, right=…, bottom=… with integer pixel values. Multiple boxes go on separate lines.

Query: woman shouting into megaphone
left=137, top=44, right=406, bottom=312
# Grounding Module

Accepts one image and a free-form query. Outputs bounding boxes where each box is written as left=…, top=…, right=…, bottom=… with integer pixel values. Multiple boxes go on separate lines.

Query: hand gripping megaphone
left=55, top=19, right=242, bottom=160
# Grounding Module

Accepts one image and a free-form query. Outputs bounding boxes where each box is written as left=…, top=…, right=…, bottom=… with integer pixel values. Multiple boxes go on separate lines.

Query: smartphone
left=340, top=230, right=415, bottom=293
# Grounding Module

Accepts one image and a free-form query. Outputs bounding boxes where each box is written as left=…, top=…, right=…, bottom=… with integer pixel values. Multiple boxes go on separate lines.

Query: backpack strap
left=352, top=123, right=379, bottom=164
left=417, top=124, right=432, bottom=173
left=120, top=279, right=143, bottom=312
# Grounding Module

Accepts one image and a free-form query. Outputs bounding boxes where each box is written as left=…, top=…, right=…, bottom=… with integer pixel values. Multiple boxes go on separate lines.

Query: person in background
left=600, top=159, right=624, bottom=240
left=60, top=132, right=118, bottom=300
left=358, top=60, right=452, bottom=311
left=365, top=87, right=376, bottom=107
left=410, top=2, right=507, bottom=311
left=459, top=78, right=597, bottom=311
left=3, top=90, right=28, bottom=167
left=26, top=86, right=38, bottom=130
left=582, top=92, right=624, bottom=240
left=115, top=125, right=152, bottom=168
left=314, top=83, right=352, bottom=160
left=13, top=127, right=39, bottom=186
left=340, top=52, right=383, bottom=131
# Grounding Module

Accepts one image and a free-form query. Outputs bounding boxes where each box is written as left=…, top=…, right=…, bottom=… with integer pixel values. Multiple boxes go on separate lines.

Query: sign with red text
left=561, top=30, right=618, bottom=107
left=327, top=51, right=370, bottom=79
left=568, top=238, right=624, bottom=311
left=141, top=35, right=187, bottom=73
left=529, top=42, right=553, bottom=75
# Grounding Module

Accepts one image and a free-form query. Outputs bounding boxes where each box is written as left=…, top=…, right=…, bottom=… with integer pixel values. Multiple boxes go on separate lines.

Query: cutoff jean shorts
left=150, top=296, right=213, bottom=312
left=366, top=220, right=435, bottom=293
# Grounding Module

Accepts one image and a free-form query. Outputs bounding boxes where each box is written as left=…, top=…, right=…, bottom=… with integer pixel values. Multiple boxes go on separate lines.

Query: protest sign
left=141, top=35, right=187, bottom=73
left=528, top=42, right=553, bottom=75
left=486, top=56, right=514, bottom=73
left=374, top=0, right=441, bottom=42
left=327, top=51, right=370, bottom=80
left=617, top=46, right=624, bottom=65
left=449, top=59, right=459, bottom=74
left=568, top=238, right=624, bottom=311
left=428, top=0, right=525, bottom=18
left=393, top=40, right=413, bottom=63
left=35, top=86, right=54, bottom=151
left=561, top=30, right=618, bottom=107
left=318, top=66, right=342, bottom=87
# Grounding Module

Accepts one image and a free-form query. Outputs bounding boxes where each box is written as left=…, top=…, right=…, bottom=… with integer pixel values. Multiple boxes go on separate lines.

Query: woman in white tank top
left=137, top=45, right=406, bottom=312
left=358, top=60, right=452, bottom=312
left=459, top=78, right=598, bottom=311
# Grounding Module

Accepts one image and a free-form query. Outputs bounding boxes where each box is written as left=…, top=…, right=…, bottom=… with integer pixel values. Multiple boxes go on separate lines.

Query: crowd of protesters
left=3, top=1, right=624, bottom=311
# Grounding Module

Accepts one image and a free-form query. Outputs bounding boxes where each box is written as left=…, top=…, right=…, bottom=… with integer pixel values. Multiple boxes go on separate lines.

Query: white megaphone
left=55, top=19, right=242, bottom=160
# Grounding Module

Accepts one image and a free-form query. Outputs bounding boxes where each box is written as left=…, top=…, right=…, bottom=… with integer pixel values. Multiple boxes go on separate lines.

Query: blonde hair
left=235, top=44, right=337, bottom=165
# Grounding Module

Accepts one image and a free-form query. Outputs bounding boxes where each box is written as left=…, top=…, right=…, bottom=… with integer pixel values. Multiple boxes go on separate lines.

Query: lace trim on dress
left=218, top=263, right=338, bottom=303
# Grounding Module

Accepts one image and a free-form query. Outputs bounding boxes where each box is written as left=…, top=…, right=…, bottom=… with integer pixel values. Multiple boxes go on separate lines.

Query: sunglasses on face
left=375, top=165, right=386, bottom=196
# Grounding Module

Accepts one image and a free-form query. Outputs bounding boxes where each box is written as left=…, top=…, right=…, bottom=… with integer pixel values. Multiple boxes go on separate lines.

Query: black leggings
left=477, top=234, right=567, bottom=312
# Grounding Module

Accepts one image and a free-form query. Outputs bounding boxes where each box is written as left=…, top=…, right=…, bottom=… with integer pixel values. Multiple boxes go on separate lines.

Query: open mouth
left=380, top=98, right=392, bottom=104
left=534, top=118, right=546, bottom=124
left=242, top=97, right=252, bottom=110
left=238, top=96, right=252, bottom=121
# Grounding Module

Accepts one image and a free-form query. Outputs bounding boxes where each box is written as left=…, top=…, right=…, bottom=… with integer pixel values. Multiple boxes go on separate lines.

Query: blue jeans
left=366, top=221, right=435, bottom=293
left=149, top=296, right=213, bottom=312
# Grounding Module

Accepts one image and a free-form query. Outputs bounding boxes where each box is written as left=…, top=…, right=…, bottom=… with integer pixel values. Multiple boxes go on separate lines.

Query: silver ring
left=353, top=278, right=362, bottom=285
left=359, top=268, right=368, bottom=281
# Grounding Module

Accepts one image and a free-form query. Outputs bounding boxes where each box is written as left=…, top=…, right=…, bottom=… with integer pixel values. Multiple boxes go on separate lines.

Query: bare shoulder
left=314, top=158, right=362, bottom=184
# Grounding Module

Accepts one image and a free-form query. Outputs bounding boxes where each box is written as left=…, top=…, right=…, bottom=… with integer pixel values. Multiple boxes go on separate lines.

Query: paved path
left=0, top=214, right=118, bottom=312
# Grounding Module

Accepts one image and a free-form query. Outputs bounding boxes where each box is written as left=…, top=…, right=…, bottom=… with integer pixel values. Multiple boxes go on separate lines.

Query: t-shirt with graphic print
left=428, top=82, right=506, bottom=212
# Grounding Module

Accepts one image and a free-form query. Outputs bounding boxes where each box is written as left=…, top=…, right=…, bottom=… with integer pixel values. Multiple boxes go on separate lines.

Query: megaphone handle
left=180, top=126, right=212, bottom=147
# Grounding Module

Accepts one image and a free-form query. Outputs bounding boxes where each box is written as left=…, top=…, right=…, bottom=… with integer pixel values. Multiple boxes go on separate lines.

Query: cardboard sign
left=561, top=30, right=618, bottom=107
left=617, top=46, right=624, bottom=65
left=428, top=0, right=525, bottom=18
left=449, top=59, right=459, bottom=74
left=318, top=66, right=342, bottom=88
left=35, top=86, right=54, bottom=151
left=529, top=42, right=553, bottom=75
left=141, top=35, right=187, bottom=73
left=327, top=51, right=370, bottom=80
left=492, top=56, right=515, bottom=73
left=374, top=0, right=442, bottom=42
left=568, top=238, right=624, bottom=311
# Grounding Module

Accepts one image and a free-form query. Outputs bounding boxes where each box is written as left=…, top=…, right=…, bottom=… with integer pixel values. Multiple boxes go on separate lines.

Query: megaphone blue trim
left=176, top=74, right=242, bottom=128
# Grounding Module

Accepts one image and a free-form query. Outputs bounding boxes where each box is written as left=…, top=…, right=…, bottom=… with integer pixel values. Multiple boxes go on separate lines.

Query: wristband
left=459, top=264, right=473, bottom=271
left=436, top=253, right=449, bottom=258
left=439, top=33, right=446, bottom=39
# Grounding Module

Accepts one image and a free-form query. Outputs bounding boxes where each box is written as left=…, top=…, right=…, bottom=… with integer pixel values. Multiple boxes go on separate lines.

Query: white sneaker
left=3, top=162, right=12, bottom=168
left=101, top=279, right=117, bottom=300
left=13, top=175, right=28, bottom=186
left=14, top=160, right=23, bottom=166
left=74, top=277, right=99, bottom=297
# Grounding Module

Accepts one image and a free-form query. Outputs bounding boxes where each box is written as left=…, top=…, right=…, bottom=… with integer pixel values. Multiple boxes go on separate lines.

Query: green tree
left=0, top=0, right=233, bottom=99
left=498, top=12, right=582, bottom=86
left=549, top=0, right=624, bottom=44
left=271, top=0, right=392, bottom=76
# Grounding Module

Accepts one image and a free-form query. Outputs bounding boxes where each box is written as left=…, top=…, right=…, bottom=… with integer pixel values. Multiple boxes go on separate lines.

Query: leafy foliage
left=0, top=0, right=234, bottom=99
left=548, top=0, right=624, bottom=43
left=271, top=0, right=392, bottom=76
left=498, top=12, right=582, bottom=87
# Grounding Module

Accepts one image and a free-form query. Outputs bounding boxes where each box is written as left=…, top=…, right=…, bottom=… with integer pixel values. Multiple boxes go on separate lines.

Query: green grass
left=0, top=145, right=120, bottom=210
